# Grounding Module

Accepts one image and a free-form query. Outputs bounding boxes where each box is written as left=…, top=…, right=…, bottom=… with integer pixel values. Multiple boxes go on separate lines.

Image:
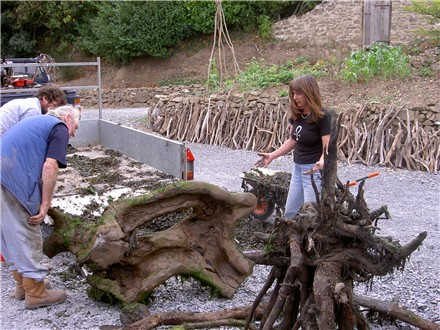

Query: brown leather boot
left=11, top=271, right=25, bottom=300
left=22, top=277, right=66, bottom=309
left=10, top=272, right=52, bottom=300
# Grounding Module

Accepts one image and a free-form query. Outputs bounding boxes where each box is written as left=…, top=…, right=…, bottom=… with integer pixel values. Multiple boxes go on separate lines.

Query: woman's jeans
left=284, top=162, right=322, bottom=219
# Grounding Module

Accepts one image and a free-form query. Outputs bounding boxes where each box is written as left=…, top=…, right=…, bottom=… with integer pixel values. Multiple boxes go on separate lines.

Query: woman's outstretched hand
left=256, top=152, right=275, bottom=167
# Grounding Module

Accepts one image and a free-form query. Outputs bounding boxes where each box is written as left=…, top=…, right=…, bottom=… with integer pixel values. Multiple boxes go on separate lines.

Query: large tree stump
left=44, top=181, right=256, bottom=303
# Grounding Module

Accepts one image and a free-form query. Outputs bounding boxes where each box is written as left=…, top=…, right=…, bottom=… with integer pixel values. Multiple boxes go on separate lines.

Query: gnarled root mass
left=115, top=113, right=438, bottom=330
left=243, top=114, right=432, bottom=330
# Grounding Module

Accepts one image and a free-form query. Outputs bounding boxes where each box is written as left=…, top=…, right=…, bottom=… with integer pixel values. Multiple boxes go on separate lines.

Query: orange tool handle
left=347, top=171, right=380, bottom=186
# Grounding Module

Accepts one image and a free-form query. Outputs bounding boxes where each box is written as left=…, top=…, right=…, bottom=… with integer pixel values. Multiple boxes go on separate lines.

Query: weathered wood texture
left=117, top=113, right=436, bottom=330
left=149, top=96, right=439, bottom=172
left=44, top=181, right=256, bottom=303
left=362, top=0, right=392, bottom=47
left=242, top=115, right=430, bottom=329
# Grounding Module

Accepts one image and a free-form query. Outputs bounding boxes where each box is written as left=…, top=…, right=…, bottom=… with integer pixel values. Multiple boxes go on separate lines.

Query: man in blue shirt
left=1, top=105, right=80, bottom=309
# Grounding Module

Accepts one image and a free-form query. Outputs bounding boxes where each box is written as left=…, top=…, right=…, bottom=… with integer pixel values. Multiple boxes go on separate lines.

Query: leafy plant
left=80, top=1, right=314, bottom=63
left=264, top=241, right=274, bottom=254
left=340, top=43, right=411, bottom=82
left=207, top=59, right=221, bottom=91
left=80, top=2, right=191, bottom=63
left=419, top=65, right=434, bottom=77
left=294, top=56, right=309, bottom=65
left=2, top=1, right=319, bottom=61
left=1, top=1, right=98, bottom=58
left=234, top=58, right=328, bottom=91
left=258, top=15, right=273, bottom=40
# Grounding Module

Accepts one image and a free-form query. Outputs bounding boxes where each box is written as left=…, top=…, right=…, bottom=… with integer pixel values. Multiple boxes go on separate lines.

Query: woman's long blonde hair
left=289, top=75, right=324, bottom=122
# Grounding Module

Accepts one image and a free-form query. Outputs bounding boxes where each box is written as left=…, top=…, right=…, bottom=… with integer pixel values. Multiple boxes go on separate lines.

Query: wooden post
left=362, top=0, right=392, bottom=47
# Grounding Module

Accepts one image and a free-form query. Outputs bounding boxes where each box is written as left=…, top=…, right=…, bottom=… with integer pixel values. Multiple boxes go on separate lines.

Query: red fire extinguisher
left=185, top=148, right=195, bottom=180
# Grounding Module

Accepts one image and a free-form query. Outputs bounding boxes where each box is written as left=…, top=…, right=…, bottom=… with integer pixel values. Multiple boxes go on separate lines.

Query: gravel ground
left=1, top=108, right=439, bottom=329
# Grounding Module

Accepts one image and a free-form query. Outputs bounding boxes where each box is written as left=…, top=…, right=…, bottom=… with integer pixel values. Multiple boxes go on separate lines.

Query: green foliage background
left=1, top=1, right=99, bottom=58
left=1, top=0, right=317, bottom=63
left=340, top=43, right=411, bottom=82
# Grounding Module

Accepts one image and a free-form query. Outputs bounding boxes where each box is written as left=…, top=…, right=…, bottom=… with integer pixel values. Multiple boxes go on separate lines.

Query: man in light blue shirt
left=0, top=84, right=66, bottom=136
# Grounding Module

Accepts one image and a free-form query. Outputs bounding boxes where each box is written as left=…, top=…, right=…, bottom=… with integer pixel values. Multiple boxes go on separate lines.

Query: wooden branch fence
left=148, top=95, right=439, bottom=173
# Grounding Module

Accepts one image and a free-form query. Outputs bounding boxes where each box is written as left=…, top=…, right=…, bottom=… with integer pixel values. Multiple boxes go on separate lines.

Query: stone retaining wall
left=273, top=0, right=434, bottom=55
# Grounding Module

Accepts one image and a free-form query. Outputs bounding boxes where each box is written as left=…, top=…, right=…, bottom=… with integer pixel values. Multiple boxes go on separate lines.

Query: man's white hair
left=47, top=105, right=81, bottom=123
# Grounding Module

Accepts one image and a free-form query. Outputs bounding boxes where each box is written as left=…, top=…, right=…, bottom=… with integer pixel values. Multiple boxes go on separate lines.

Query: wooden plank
left=362, top=0, right=391, bottom=47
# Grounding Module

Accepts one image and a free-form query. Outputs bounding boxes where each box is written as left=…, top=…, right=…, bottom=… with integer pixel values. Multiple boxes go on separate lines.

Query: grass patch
left=405, top=0, right=440, bottom=47
left=205, top=56, right=328, bottom=92
left=340, top=43, right=411, bottom=82
left=229, top=58, right=328, bottom=91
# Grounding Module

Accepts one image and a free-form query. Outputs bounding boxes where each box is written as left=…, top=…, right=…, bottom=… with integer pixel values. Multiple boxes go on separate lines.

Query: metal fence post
left=97, top=57, right=103, bottom=120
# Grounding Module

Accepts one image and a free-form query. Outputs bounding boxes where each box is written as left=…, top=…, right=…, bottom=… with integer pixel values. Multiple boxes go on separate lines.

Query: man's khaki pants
left=1, top=185, right=48, bottom=280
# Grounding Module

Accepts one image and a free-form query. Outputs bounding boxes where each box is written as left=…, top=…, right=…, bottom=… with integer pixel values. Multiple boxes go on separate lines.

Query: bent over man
left=1, top=105, right=80, bottom=309
left=0, top=84, right=66, bottom=136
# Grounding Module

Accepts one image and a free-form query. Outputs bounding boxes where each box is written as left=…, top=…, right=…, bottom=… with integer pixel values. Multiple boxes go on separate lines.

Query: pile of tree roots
left=121, top=115, right=438, bottom=330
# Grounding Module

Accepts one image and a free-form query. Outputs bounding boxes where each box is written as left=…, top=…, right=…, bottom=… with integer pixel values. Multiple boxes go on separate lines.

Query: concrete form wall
left=70, top=119, right=185, bottom=178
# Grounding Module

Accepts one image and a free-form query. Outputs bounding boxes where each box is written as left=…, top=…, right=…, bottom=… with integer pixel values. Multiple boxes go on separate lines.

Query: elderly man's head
left=48, top=105, right=81, bottom=137
left=37, top=85, right=67, bottom=113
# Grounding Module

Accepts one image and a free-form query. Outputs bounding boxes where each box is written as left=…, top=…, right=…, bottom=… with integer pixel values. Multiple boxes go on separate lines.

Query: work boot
left=22, top=277, right=66, bottom=309
left=10, top=271, right=25, bottom=300
left=10, top=272, right=51, bottom=300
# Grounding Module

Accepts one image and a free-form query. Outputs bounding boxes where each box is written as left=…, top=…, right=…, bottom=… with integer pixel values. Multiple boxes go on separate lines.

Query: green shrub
left=80, top=1, right=313, bottom=63
left=1, top=1, right=98, bottom=58
left=2, top=1, right=318, bottom=61
left=234, top=59, right=328, bottom=91
left=258, top=15, right=273, bottom=40
left=80, top=2, right=191, bottom=63
left=6, top=32, right=36, bottom=57
left=340, top=43, right=411, bottom=82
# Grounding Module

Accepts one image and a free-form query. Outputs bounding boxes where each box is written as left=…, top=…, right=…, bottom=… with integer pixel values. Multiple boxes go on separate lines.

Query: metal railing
left=1, top=57, right=103, bottom=118
left=1, top=58, right=189, bottom=179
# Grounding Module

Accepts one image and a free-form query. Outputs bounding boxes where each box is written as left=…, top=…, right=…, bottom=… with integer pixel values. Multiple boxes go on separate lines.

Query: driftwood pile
left=338, top=103, right=439, bottom=172
left=120, top=116, right=438, bottom=330
left=149, top=94, right=439, bottom=172
left=150, top=94, right=289, bottom=151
